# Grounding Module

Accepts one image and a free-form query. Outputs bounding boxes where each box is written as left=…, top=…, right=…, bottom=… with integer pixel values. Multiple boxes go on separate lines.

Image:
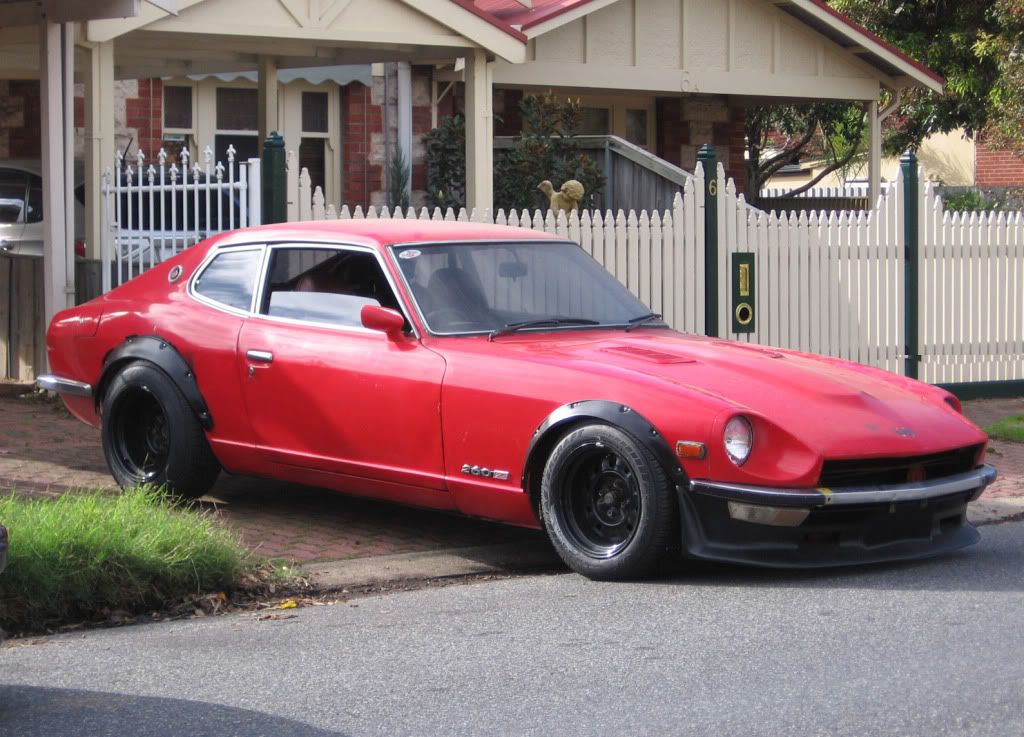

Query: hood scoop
left=600, top=345, right=696, bottom=364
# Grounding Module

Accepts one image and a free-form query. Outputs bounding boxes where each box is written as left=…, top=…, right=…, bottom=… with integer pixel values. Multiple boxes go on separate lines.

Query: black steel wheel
left=101, top=361, right=220, bottom=498
left=541, top=423, right=678, bottom=580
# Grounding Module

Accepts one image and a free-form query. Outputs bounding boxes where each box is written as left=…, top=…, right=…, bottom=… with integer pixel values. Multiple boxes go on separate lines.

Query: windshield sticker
left=398, top=249, right=421, bottom=260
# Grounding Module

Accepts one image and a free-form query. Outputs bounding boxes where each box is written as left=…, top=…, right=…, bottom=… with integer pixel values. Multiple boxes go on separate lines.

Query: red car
left=39, top=221, right=996, bottom=579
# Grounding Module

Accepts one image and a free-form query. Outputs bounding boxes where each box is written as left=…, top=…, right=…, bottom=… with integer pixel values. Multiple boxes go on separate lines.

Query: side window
left=0, top=169, right=27, bottom=224
left=260, top=247, right=404, bottom=329
left=25, top=174, right=43, bottom=224
left=193, top=249, right=263, bottom=311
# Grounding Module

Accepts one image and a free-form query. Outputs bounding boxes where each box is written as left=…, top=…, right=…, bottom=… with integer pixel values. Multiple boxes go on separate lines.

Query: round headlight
left=724, top=416, right=753, bottom=466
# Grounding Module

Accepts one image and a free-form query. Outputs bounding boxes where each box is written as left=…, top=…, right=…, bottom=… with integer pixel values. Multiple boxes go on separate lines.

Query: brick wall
left=975, top=139, right=1024, bottom=187
left=341, top=82, right=380, bottom=209
left=656, top=95, right=746, bottom=192
left=0, top=80, right=41, bottom=159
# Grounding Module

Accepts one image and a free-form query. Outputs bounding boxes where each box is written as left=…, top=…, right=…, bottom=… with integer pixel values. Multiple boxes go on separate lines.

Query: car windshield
left=391, top=241, right=663, bottom=335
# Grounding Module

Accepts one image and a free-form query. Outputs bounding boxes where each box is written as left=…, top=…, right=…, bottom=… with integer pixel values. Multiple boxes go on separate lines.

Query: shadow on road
left=0, top=685, right=346, bottom=737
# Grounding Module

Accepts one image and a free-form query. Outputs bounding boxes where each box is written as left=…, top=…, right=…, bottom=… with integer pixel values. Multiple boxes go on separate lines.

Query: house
left=0, top=0, right=944, bottom=380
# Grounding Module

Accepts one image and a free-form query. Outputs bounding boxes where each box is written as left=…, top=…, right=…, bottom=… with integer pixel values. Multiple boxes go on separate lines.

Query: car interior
left=261, top=248, right=408, bottom=331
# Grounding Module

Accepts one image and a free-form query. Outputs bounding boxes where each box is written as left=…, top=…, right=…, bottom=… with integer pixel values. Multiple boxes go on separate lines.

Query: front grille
left=819, top=444, right=981, bottom=487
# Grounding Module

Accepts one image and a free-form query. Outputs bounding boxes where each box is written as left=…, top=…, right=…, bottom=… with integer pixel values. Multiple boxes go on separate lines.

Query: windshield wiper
left=624, top=312, right=665, bottom=331
left=488, top=318, right=599, bottom=341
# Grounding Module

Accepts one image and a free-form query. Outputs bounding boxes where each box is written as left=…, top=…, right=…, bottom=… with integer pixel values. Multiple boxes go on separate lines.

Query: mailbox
left=731, top=253, right=755, bottom=334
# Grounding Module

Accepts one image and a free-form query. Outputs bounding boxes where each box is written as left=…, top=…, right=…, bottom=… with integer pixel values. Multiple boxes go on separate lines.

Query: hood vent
left=601, top=345, right=696, bottom=364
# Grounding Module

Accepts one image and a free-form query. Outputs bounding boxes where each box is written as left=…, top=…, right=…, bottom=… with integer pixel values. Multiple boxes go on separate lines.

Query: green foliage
left=0, top=487, right=248, bottom=632
left=387, top=146, right=411, bottom=212
left=830, top=0, right=1013, bottom=154
left=424, top=92, right=605, bottom=212
left=941, top=189, right=997, bottom=212
left=984, top=414, right=1024, bottom=442
left=746, top=102, right=868, bottom=203
left=495, top=92, right=605, bottom=212
left=424, top=115, right=466, bottom=211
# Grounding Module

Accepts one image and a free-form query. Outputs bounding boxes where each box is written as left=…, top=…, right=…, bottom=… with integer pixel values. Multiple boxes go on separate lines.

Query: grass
left=0, top=487, right=250, bottom=633
left=985, top=415, right=1024, bottom=443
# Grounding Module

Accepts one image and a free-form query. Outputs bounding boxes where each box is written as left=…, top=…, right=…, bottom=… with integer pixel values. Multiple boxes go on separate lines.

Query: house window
left=579, top=108, right=610, bottom=136
left=214, top=87, right=259, bottom=164
left=302, top=92, right=329, bottom=133
left=298, top=90, right=332, bottom=196
left=625, top=109, right=648, bottom=147
left=164, top=86, right=193, bottom=130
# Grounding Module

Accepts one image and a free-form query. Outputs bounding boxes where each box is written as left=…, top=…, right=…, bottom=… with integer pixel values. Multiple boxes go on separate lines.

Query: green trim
left=698, top=144, right=718, bottom=338
left=939, top=380, right=1024, bottom=400
left=901, top=150, right=919, bottom=380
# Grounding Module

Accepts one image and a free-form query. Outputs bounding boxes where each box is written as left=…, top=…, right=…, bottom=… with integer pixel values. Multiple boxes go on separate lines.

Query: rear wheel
left=101, top=361, right=220, bottom=499
left=540, top=423, right=677, bottom=580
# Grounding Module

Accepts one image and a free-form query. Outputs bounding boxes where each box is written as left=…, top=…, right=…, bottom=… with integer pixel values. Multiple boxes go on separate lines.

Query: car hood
left=486, top=329, right=985, bottom=459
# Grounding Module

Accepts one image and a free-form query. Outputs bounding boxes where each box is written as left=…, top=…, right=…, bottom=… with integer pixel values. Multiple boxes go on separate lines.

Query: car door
left=236, top=243, right=448, bottom=490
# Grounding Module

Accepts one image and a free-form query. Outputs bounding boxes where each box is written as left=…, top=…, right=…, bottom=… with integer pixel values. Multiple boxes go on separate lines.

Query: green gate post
left=901, top=150, right=920, bottom=379
left=698, top=144, right=719, bottom=337
left=261, top=132, right=287, bottom=225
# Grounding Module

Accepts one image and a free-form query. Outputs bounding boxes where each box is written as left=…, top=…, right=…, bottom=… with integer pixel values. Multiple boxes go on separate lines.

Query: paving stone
left=1, top=393, right=1022, bottom=564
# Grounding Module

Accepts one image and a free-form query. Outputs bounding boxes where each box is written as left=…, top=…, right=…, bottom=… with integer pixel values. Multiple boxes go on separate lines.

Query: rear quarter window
left=193, top=249, right=263, bottom=311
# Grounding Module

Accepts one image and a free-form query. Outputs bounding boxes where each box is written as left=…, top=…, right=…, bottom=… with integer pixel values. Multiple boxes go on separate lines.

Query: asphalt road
left=2, top=522, right=1023, bottom=737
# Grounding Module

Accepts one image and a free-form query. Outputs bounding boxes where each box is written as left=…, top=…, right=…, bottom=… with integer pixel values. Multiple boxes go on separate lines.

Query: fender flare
left=97, top=335, right=214, bottom=430
left=521, top=400, right=689, bottom=500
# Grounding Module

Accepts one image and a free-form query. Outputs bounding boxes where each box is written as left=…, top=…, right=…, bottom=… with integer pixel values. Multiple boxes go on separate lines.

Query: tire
left=100, top=361, right=220, bottom=499
left=540, top=423, right=678, bottom=580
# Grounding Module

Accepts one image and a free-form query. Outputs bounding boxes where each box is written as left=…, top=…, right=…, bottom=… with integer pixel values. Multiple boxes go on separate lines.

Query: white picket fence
left=295, top=160, right=1023, bottom=385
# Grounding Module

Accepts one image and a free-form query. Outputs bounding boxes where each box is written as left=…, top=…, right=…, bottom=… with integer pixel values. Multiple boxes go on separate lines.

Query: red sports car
left=39, top=221, right=996, bottom=579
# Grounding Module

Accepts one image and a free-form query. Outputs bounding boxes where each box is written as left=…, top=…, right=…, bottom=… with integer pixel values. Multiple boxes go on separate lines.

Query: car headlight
left=724, top=416, right=753, bottom=466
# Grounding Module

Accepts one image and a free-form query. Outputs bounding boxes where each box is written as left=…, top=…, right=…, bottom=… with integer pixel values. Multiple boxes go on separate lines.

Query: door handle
left=246, top=350, right=274, bottom=363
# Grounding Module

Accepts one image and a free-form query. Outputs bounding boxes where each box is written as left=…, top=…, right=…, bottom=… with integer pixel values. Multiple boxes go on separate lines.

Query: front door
left=237, top=244, right=447, bottom=490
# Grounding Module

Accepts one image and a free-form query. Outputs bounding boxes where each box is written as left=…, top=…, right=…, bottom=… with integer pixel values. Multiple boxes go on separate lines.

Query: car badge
left=907, top=465, right=926, bottom=482
left=895, top=427, right=915, bottom=438
left=460, top=464, right=510, bottom=481
left=168, top=265, right=183, bottom=283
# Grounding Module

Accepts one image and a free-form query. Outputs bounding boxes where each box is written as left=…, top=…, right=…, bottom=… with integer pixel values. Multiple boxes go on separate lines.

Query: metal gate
left=101, top=145, right=261, bottom=290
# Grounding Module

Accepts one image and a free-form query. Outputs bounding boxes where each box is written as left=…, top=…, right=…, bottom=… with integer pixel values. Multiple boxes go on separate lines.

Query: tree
left=830, top=0, right=1006, bottom=154
left=745, top=102, right=868, bottom=204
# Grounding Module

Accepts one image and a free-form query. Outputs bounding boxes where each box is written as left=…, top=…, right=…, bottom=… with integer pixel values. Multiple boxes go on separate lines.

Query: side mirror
left=361, top=304, right=406, bottom=339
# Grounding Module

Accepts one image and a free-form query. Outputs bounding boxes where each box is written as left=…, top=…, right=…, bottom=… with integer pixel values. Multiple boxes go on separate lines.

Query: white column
left=84, top=41, right=115, bottom=263
left=40, top=20, right=75, bottom=333
left=257, top=56, right=279, bottom=155
left=868, top=99, right=881, bottom=207
left=397, top=61, right=413, bottom=200
left=464, top=49, right=493, bottom=213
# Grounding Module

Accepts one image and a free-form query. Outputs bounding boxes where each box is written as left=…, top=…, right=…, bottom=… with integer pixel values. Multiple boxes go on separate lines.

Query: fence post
left=901, top=150, right=920, bottom=379
left=261, top=132, right=287, bottom=224
left=698, top=144, right=719, bottom=337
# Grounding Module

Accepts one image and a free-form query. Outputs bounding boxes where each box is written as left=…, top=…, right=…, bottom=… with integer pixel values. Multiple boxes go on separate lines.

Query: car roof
left=212, top=218, right=565, bottom=250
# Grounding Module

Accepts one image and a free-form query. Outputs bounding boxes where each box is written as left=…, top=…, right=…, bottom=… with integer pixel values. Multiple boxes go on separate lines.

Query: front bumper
left=36, top=374, right=93, bottom=397
left=680, top=465, right=997, bottom=568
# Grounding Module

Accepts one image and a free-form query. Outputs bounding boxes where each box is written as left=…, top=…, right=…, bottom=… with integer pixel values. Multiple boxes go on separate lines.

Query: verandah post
left=901, top=150, right=920, bottom=379
left=698, top=144, right=719, bottom=337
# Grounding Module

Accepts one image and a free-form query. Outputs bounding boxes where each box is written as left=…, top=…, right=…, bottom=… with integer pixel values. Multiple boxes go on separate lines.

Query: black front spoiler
left=677, top=465, right=996, bottom=568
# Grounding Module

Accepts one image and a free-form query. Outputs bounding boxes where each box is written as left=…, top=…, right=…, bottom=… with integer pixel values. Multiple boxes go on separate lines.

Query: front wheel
left=100, top=361, right=220, bottom=499
left=540, top=423, right=678, bottom=580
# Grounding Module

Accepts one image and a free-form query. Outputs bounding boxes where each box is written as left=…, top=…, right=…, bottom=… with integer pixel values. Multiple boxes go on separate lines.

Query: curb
left=968, top=497, right=1024, bottom=526
left=301, top=538, right=563, bottom=591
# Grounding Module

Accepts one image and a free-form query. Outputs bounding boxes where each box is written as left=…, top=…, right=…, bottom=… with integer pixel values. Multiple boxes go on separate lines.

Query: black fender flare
left=521, top=400, right=689, bottom=503
left=97, top=335, right=213, bottom=430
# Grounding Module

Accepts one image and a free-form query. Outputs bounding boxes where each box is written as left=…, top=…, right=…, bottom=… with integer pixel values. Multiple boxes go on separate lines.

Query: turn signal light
left=675, top=441, right=707, bottom=460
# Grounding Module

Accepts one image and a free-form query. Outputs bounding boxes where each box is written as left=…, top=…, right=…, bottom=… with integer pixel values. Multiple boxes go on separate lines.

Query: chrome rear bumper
left=36, top=374, right=93, bottom=398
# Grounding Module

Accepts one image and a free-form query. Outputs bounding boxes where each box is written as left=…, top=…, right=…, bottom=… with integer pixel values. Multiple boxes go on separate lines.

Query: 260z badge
left=461, top=464, right=510, bottom=481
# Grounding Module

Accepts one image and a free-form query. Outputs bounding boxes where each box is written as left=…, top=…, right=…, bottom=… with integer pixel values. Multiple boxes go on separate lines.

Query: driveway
left=0, top=391, right=1021, bottom=565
